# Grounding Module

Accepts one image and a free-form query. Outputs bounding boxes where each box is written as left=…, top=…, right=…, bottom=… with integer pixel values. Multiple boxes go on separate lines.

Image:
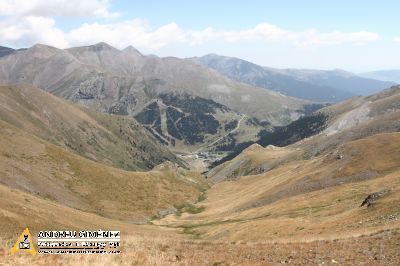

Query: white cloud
left=0, top=16, right=380, bottom=50
left=221, top=23, right=293, bottom=42
left=187, top=27, right=216, bottom=45
left=394, top=37, right=400, bottom=43
left=0, top=0, right=118, bottom=18
left=0, top=16, right=69, bottom=48
left=67, top=19, right=380, bottom=50
left=67, top=20, right=186, bottom=50
left=195, top=24, right=379, bottom=47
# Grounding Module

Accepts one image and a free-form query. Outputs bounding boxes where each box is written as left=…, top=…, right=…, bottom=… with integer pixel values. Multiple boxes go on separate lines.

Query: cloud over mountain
left=0, top=0, right=380, bottom=51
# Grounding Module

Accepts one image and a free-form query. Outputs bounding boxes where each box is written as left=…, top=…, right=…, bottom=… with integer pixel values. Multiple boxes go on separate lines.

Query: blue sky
left=1, top=0, right=399, bottom=72
left=112, top=1, right=395, bottom=32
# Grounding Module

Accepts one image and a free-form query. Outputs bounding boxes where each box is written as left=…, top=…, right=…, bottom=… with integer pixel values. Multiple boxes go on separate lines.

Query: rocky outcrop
left=360, top=189, right=392, bottom=207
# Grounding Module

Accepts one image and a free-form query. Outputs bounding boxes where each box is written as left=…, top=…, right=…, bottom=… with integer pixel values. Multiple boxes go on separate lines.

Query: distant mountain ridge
left=0, top=46, right=26, bottom=57
left=0, top=43, right=310, bottom=123
left=192, top=54, right=394, bottom=102
left=359, top=69, right=400, bottom=83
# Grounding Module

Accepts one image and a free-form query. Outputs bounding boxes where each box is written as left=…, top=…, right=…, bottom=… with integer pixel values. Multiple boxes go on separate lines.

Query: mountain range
left=0, top=43, right=322, bottom=159
left=0, top=43, right=310, bottom=122
left=360, top=69, right=400, bottom=83
left=192, top=54, right=395, bottom=102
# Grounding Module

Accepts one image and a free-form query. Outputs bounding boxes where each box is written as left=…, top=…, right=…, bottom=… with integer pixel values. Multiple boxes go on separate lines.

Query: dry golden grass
left=0, top=119, right=207, bottom=223
left=158, top=133, right=400, bottom=243
left=0, top=85, right=180, bottom=171
left=1, top=229, right=400, bottom=265
left=207, top=141, right=302, bottom=183
left=0, top=137, right=399, bottom=265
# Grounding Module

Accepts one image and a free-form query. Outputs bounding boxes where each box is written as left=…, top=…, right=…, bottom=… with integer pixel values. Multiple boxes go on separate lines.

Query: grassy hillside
left=1, top=182, right=399, bottom=265
left=211, top=85, right=400, bottom=170
left=0, top=85, right=182, bottom=171
left=152, top=86, right=400, bottom=247
left=0, top=118, right=208, bottom=222
left=157, top=133, right=400, bottom=243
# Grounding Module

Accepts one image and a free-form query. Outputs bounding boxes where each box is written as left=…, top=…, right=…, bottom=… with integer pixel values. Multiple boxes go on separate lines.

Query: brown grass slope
left=1, top=141, right=397, bottom=265
left=0, top=118, right=208, bottom=223
left=158, top=133, right=400, bottom=243
left=0, top=183, right=178, bottom=240
left=0, top=85, right=181, bottom=171
left=1, top=183, right=399, bottom=265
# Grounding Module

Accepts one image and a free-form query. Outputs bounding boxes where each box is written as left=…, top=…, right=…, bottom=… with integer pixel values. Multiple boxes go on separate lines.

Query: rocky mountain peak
left=26, top=43, right=61, bottom=57
left=87, top=42, right=118, bottom=51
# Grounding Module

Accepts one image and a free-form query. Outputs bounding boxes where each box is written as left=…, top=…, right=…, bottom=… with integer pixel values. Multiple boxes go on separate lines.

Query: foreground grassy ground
left=1, top=229, right=399, bottom=265
left=156, top=133, right=400, bottom=244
